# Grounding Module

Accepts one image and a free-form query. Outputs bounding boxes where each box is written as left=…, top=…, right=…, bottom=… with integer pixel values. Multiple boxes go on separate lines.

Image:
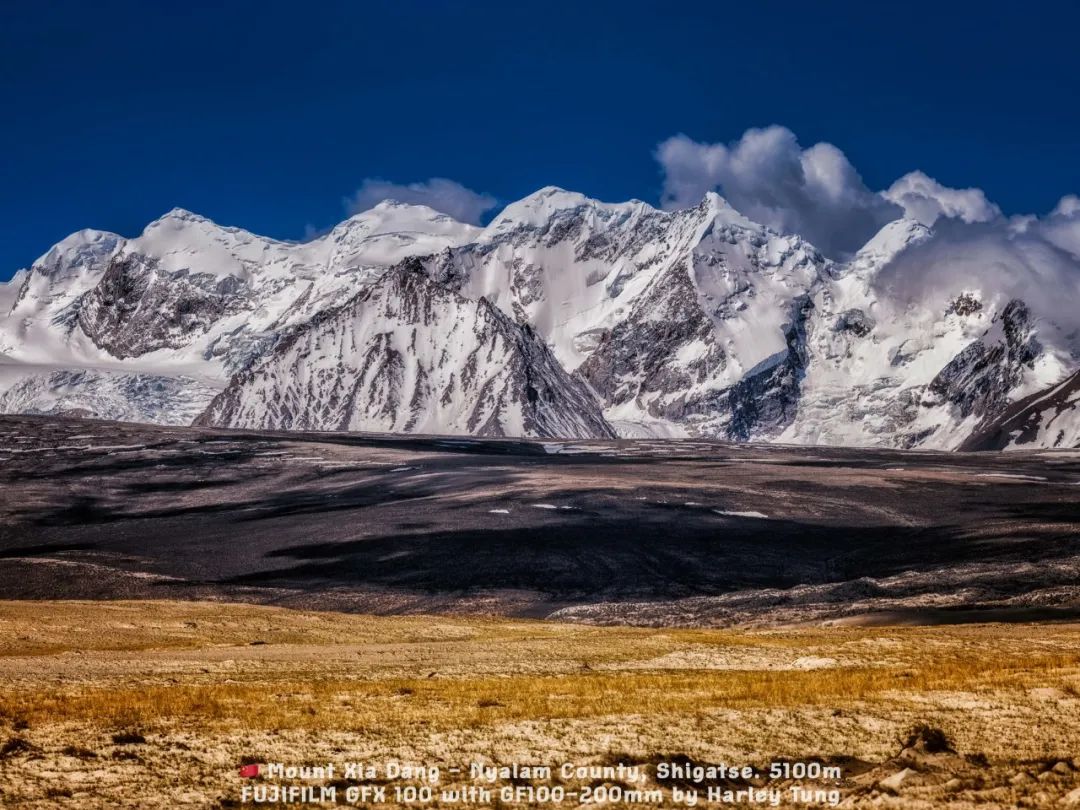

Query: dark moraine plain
left=1, top=414, right=1078, bottom=626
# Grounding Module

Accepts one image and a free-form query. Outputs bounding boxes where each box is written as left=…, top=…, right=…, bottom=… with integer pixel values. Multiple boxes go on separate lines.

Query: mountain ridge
left=2, top=189, right=1079, bottom=447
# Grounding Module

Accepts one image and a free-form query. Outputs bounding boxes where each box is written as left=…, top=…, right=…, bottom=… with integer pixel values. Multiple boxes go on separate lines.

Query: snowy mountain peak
left=31, top=228, right=124, bottom=277
left=150, top=207, right=210, bottom=225
left=698, top=190, right=753, bottom=224
left=483, top=186, right=658, bottom=234
left=484, top=186, right=592, bottom=230
left=832, top=217, right=932, bottom=286
left=854, top=218, right=932, bottom=265
left=367, top=198, right=442, bottom=214
left=520, top=185, right=588, bottom=205
left=331, top=200, right=480, bottom=244
left=141, top=206, right=273, bottom=242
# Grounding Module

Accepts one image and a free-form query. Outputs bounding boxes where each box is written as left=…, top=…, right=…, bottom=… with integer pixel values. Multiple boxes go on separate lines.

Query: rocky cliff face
left=576, top=261, right=729, bottom=423
left=726, top=295, right=814, bottom=440
left=196, top=260, right=616, bottom=438
left=960, top=367, right=1080, bottom=450
left=77, top=253, right=250, bottom=359
left=923, top=300, right=1042, bottom=425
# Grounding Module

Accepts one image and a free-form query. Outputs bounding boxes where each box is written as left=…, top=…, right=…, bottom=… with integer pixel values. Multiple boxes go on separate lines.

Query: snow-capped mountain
left=2, top=188, right=1079, bottom=448
left=778, top=219, right=1074, bottom=448
left=0, top=202, right=479, bottom=424
left=196, top=259, right=615, bottom=438
left=427, top=188, right=826, bottom=438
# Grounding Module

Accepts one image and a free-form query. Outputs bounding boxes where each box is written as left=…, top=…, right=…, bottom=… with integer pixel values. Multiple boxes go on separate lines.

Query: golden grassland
left=1, top=600, right=1080, bottom=808
left=7, top=653, right=1080, bottom=734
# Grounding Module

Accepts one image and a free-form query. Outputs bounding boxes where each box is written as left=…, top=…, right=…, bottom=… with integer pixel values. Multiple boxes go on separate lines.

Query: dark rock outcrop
left=77, top=255, right=248, bottom=359
left=726, top=296, right=814, bottom=440
left=924, top=300, right=1041, bottom=425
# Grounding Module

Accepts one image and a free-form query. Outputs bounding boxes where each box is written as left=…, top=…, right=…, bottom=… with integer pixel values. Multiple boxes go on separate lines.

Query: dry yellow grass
left=1, top=601, right=1079, bottom=808
left=4, top=652, right=1079, bottom=734
left=3, top=601, right=1078, bottom=734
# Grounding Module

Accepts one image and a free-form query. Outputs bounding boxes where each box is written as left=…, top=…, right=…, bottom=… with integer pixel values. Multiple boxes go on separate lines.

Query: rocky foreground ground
left=0, top=601, right=1079, bottom=808
left=1, top=415, right=1079, bottom=624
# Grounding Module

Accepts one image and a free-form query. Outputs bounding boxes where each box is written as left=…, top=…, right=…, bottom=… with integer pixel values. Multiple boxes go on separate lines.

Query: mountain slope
left=7, top=202, right=480, bottom=371
left=959, top=368, right=1080, bottom=450
left=2, top=188, right=1079, bottom=448
left=426, top=188, right=1078, bottom=448
left=196, top=260, right=616, bottom=438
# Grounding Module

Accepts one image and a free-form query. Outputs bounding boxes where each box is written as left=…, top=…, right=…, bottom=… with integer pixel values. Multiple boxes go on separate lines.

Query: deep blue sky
left=3, top=0, right=1078, bottom=278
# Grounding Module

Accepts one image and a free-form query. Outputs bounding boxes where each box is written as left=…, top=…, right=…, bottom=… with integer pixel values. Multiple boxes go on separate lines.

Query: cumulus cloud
left=654, top=125, right=1080, bottom=337
left=883, top=170, right=1001, bottom=227
left=1050, top=195, right=1080, bottom=219
left=345, top=177, right=497, bottom=225
left=1037, top=195, right=1080, bottom=259
left=873, top=211, right=1080, bottom=336
left=656, top=126, right=902, bottom=259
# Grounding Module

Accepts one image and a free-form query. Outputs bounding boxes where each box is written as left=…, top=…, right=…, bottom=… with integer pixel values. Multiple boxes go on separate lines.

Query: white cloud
left=302, top=222, right=330, bottom=240
left=345, top=177, right=497, bottom=225
left=656, top=126, right=902, bottom=258
left=655, top=126, right=1080, bottom=338
left=883, top=170, right=1001, bottom=227
left=1051, top=195, right=1080, bottom=218
left=1038, top=195, right=1080, bottom=259
left=874, top=213, right=1080, bottom=334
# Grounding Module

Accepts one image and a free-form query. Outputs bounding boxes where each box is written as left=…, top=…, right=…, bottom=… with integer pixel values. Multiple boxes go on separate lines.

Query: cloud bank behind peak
left=884, top=170, right=1001, bottom=227
left=656, top=126, right=902, bottom=259
left=345, top=177, right=497, bottom=225
left=654, top=126, right=1033, bottom=260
